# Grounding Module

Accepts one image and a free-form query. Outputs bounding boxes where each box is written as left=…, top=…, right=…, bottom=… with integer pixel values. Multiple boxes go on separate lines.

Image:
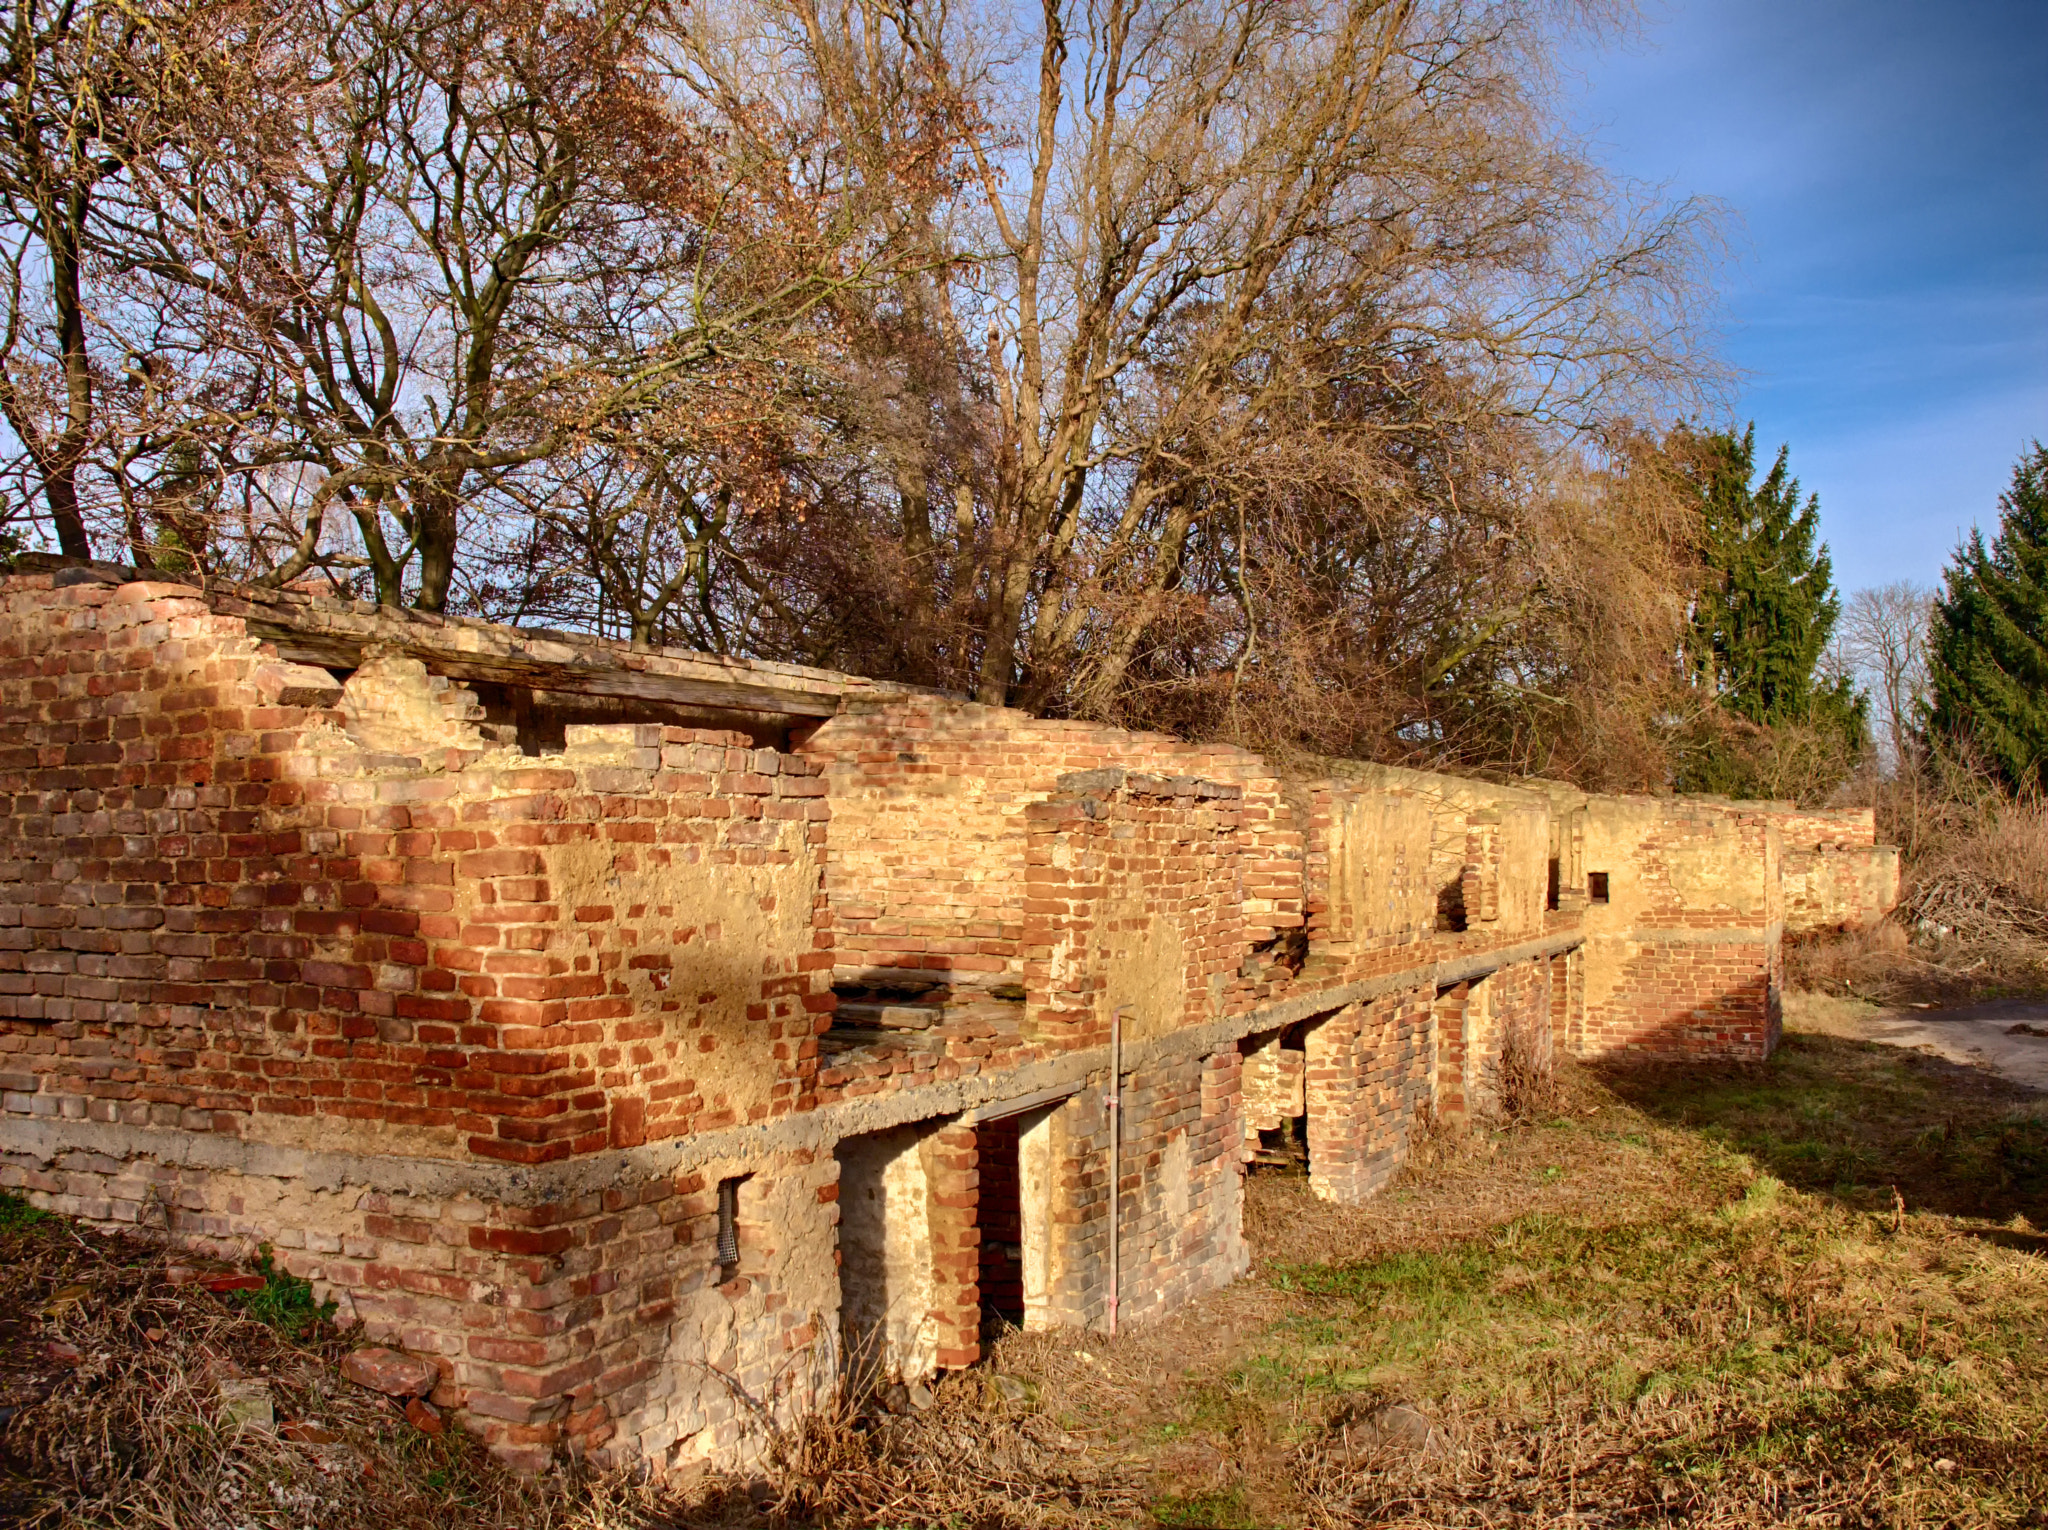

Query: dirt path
left=1787, top=990, right=2048, bottom=1090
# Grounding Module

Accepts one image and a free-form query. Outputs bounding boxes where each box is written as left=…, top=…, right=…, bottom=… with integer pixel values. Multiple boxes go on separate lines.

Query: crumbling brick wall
left=0, top=575, right=838, bottom=1467
left=1768, top=806, right=1902, bottom=934
left=798, top=703, right=1303, bottom=995
left=1301, top=991, right=1435, bottom=1202
left=0, top=568, right=1898, bottom=1477
left=1021, top=770, right=1249, bottom=1046
left=1577, top=797, right=1784, bottom=1060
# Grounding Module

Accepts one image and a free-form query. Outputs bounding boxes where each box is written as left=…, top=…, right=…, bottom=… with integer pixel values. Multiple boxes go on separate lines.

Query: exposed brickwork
left=1769, top=805, right=1902, bottom=935
left=798, top=703, right=1303, bottom=993
left=1030, top=1050, right=1250, bottom=1332
left=0, top=578, right=829, bottom=1159
left=1577, top=797, right=1785, bottom=1061
left=0, top=570, right=1899, bottom=1476
left=1021, top=771, right=1248, bottom=1047
left=1302, top=991, right=1434, bottom=1203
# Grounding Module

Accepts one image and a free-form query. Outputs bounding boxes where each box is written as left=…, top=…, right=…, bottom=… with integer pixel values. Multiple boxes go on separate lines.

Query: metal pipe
left=1107, top=1006, right=1124, bottom=1338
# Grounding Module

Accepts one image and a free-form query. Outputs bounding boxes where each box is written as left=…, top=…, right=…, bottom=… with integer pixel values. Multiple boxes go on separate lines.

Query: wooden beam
left=210, top=584, right=882, bottom=718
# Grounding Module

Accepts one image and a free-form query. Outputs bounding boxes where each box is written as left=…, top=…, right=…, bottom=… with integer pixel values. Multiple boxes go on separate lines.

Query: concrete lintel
left=1432, top=929, right=1585, bottom=988
left=962, top=1082, right=1085, bottom=1122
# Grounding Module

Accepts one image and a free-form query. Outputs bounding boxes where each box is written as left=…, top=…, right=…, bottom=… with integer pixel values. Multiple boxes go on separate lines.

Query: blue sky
left=1564, top=0, right=2048, bottom=594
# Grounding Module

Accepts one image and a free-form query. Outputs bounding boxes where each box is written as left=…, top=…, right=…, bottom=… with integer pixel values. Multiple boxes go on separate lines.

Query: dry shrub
left=3, top=1229, right=542, bottom=1529
left=1496, top=1019, right=1557, bottom=1123
left=0, top=1217, right=739, bottom=1530
left=1793, top=756, right=2048, bottom=1001
left=767, top=1377, right=1145, bottom=1529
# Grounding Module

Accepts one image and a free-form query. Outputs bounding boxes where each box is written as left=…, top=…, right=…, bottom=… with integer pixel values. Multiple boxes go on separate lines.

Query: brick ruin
left=0, top=569, right=1900, bottom=1470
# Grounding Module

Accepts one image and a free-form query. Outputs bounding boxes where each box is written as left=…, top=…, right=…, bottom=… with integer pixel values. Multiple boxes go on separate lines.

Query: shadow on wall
left=1592, top=1032, right=2048, bottom=1226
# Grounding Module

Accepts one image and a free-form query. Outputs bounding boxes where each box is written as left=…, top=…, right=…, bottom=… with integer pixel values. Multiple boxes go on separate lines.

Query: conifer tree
left=1673, top=423, right=1864, bottom=739
left=1929, top=442, right=2048, bottom=790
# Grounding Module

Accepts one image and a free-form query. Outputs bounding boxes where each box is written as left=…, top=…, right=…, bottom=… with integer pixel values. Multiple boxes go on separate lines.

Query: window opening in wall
left=1547, top=856, right=1561, bottom=911
left=1588, top=872, right=1610, bottom=904
left=1435, top=875, right=1468, bottom=932
left=715, top=1175, right=746, bottom=1285
left=975, top=1115, right=1027, bottom=1340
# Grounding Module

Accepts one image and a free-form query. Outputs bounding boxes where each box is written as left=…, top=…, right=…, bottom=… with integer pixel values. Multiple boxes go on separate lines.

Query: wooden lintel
left=243, top=621, right=846, bottom=718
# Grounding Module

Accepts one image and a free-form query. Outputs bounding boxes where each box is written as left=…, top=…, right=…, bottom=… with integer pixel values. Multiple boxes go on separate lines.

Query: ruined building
left=0, top=570, right=1898, bottom=1470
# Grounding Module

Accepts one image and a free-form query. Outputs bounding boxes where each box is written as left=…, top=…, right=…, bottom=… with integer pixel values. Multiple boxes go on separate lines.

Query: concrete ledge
left=1, top=932, right=1584, bottom=1208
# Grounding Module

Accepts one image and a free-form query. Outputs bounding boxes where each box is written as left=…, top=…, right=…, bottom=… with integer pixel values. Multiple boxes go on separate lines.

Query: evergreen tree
left=1929, top=442, right=2048, bottom=790
left=1666, top=424, right=1865, bottom=797
left=1675, top=424, right=1858, bottom=727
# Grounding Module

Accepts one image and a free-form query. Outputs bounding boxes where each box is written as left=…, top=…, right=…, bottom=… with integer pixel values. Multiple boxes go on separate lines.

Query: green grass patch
left=228, top=1243, right=337, bottom=1338
left=1150, top=1487, right=1257, bottom=1528
left=0, top=1190, right=49, bottom=1229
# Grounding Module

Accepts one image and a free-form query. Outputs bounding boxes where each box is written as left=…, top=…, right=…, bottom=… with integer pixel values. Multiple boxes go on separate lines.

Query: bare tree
left=676, top=0, right=1720, bottom=715
left=0, top=0, right=174, bottom=558
left=0, top=0, right=1736, bottom=797
left=1841, top=580, right=1936, bottom=776
left=70, top=0, right=949, bottom=609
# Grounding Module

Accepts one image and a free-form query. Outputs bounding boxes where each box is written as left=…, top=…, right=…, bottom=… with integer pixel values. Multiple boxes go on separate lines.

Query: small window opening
left=1546, top=856, right=1561, bottom=912
left=1588, top=872, right=1610, bottom=905
left=1435, top=876, right=1468, bottom=933
left=715, top=1175, right=746, bottom=1284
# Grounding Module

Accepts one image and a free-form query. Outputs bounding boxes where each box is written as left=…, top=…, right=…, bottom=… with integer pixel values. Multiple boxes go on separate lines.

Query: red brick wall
left=18, top=570, right=1857, bottom=1479
left=1031, top=1049, right=1249, bottom=1332
left=1021, top=772, right=1249, bottom=1047
left=1578, top=799, right=1782, bottom=1061
left=798, top=703, right=1303, bottom=993
left=0, top=576, right=831, bottom=1162
left=1302, top=990, right=1435, bottom=1202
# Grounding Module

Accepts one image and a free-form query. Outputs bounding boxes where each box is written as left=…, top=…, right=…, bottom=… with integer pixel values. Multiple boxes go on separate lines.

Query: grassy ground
left=3, top=1015, right=2045, bottom=1528
left=955, top=1025, right=2048, bottom=1529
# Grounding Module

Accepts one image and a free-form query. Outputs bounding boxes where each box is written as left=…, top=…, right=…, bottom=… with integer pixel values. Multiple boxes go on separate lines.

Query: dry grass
left=964, top=1049, right=2048, bottom=1530
left=5, top=1029, right=2046, bottom=1529
left=1786, top=920, right=2048, bottom=1006
left=1808, top=777, right=2048, bottom=1003
left=0, top=1213, right=722, bottom=1530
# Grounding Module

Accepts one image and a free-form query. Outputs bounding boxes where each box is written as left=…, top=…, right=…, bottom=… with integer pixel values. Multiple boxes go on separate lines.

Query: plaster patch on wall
left=1102, top=904, right=1190, bottom=1043
left=548, top=829, right=817, bottom=1126
left=835, top=1125, right=938, bottom=1385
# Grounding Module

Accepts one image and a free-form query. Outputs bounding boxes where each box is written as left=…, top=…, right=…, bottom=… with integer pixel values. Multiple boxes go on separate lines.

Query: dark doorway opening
left=975, top=1115, right=1026, bottom=1338
left=1241, top=1022, right=1311, bottom=1177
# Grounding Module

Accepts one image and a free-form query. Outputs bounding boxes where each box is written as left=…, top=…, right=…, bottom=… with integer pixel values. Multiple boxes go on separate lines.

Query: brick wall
left=1767, top=805, right=1902, bottom=934
left=1577, top=797, right=1784, bottom=1060
left=0, top=1129, right=836, bottom=1470
left=0, top=575, right=831, bottom=1160
left=1021, top=770, right=1249, bottom=1047
left=1301, top=991, right=1435, bottom=1202
left=0, top=568, right=1892, bottom=1477
left=1024, top=1050, right=1249, bottom=1332
left=798, top=703, right=1303, bottom=994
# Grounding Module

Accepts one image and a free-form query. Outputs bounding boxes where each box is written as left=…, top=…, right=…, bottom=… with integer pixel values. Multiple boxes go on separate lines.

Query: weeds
left=0, top=1189, right=48, bottom=1229
left=1150, top=1487, right=1256, bottom=1527
left=228, top=1243, right=339, bottom=1339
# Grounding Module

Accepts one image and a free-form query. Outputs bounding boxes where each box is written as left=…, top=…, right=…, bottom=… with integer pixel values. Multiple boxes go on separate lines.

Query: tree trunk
left=43, top=187, right=93, bottom=560
left=413, top=482, right=461, bottom=612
